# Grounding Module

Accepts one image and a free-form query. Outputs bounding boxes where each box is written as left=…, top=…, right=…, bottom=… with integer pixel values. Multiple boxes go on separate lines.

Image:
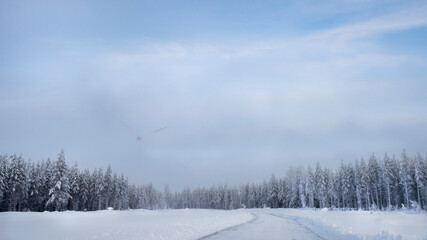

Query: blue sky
left=1, top=0, right=427, bottom=189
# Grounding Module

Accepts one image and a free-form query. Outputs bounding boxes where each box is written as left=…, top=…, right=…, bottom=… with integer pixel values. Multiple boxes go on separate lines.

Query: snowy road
left=201, top=211, right=323, bottom=240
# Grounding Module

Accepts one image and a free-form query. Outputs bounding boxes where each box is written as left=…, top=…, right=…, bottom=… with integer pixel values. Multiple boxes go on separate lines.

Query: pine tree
left=268, top=174, right=279, bottom=208
left=68, top=162, right=80, bottom=210
left=79, top=169, right=90, bottom=211
left=95, top=168, right=104, bottom=210
left=163, top=184, right=173, bottom=209
left=41, top=158, right=54, bottom=210
left=315, top=162, right=327, bottom=208
left=354, top=159, right=362, bottom=210
left=390, top=155, right=401, bottom=208
left=46, top=150, right=71, bottom=211
left=414, top=153, right=426, bottom=209
left=117, top=174, right=129, bottom=210
left=368, top=153, right=381, bottom=209
left=103, top=165, right=113, bottom=209
left=382, top=153, right=393, bottom=210
left=399, top=149, right=414, bottom=208
left=7, top=154, right=28, bottom=211
left=360, top=158, right=370, bottom=210
left=298, top=169, right=307, bottom=208
left=28, top=162, right=43, bottom=211
left=0, top=155, right=7, bottom=211
left=306, top=166, right=315, bottom=208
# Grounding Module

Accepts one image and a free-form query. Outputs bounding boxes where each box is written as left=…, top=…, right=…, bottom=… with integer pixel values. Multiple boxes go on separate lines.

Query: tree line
left=0, top=149, right=425, bottom=212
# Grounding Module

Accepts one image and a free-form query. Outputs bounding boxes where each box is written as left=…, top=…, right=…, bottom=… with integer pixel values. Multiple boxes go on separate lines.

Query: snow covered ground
left=0, top=209, right=253, bottom=240
left=270, top=208, right=427, bottom=240
left=0, top=208, right=426, bottom=240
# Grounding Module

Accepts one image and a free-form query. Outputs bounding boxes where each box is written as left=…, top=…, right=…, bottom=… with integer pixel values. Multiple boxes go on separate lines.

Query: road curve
left=200, top=211, right=323, bottom=240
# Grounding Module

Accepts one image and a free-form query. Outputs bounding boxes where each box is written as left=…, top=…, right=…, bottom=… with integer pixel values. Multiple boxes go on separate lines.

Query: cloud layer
left=1, top=0, right=426, bottom=189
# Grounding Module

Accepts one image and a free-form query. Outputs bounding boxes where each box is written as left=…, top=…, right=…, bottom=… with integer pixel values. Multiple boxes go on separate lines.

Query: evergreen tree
left=382, top=153, right=393, bottom=210
left=399, top=149, right=414, bottom=208
left=79, top=169, right=90, bottom=211
left=103, top=165, right=113, bottom=209
left=268, top=174, right=279, bottom=208
left=41, top=158, right=54, bottom=210
left=27, top=162, right=43, bottom=211
left=68, top=162, right=80, bottom=210
left=7, top=154, right=28, bottom=211
left=368, top=153, right=381, bottom=209
left=163, top=184, right=173, bottom=209
left=354, top=159, right=362, bottom=210
left=306, top=166, right=315, bottom=208
left=360, top=158, right=370, bottom=210
left=95, top=168, right=104, bottom=210
left=0, top=155, right=7, bottom=210
left=414, top=153, right=426, bottom=208
left=46, top=150, right=71, bottom=211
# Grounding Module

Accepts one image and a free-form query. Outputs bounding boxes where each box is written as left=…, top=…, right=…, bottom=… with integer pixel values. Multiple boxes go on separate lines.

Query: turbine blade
left=149, top=127, right=167, bottom=135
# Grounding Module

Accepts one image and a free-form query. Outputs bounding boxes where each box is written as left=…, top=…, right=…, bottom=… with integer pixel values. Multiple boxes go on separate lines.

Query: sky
left=1, top=0, right=427, bottom=190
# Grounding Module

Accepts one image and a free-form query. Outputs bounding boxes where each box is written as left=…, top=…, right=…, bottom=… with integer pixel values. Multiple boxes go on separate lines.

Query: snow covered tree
left=298, top=169, right=307, bottom=208
left=360, top=158, right=370, bottom=210
left=314, top=162, right=327, bottom=208
left=103, top=165, right=113, bottom=209
left=7, top=154, right=28, bottom=211
left=368, top=153, right=381, bottom=209
left=163, top=184, right=173, bottom=209
left=382, top=153, right=392, bottom=209
left=46, top=150, right=71, bottom=211
left=40, top=158, right=54, bottom=210
left=399, top=149, right=414, bottom=208
left=0, top=155, right=7, bottom=210
left=95, top=168, right=104, bottom=210
left=354, top=159, right=362, bottom=210
left=68, top=162, right=80, bottom=210
left=117, top=174, right=129, bottom=210
left=268, top=174, right=279, bottom=208
left=414, top=153, right=426, bottom=209
left=79, top=168, right=90, bottom=211
left=27, top=162, right=43, bottom=211
left=306, top=166, right=315, bottom=208
left=286, top=167, right=301, bottom=208
left=278, top=177, right=287, bottom=208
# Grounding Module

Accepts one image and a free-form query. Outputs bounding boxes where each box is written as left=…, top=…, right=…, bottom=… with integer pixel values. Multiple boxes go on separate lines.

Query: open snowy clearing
left=0, top=209, right=252, bottom=240
left=268, top=208, right=427, bottom=240
left=0, top=209, right=426, bottom=240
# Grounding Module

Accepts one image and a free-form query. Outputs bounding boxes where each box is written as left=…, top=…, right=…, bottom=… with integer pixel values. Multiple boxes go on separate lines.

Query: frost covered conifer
left=46, top=150, right=71, bottom=211
left=0, top=155, right=7, bottom=206
left=79, top=168, right=90, bottom=211
left=68, top=162, right=80, bottom=210
left=7, top=154, right=28, bottom=211
left=306, top=166, right=315, bottom=208
left=268, top=174, right=279, bottom=208
left=414, top=153, right=426, bottom=208
left=399, top=149, right=414, bottom=208
left=28, top=162, right=43, bottom=211
left=103, top=165, right=113, bottom=209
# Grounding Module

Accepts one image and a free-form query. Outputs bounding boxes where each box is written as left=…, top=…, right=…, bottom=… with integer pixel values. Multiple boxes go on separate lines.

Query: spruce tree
left=46, top=150, right=71, bottom=211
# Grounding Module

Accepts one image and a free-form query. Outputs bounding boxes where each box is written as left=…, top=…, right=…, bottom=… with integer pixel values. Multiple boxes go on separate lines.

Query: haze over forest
left=1, top=0, right=427, bottom=190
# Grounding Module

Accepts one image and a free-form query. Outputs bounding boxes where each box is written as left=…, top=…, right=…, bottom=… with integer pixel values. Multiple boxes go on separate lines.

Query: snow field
left=1, top=208, right=426, bottom=240
left=274, top=208, right=427, bottom=240
left=0, top=209, right=253, bottom=240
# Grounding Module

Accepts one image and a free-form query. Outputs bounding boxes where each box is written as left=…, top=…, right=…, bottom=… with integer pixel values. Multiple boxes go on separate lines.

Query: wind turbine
left=118, top=119, right=167, bottom=143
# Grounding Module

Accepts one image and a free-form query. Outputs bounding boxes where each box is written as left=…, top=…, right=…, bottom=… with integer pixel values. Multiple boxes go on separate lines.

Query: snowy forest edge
left=0, top=149, right=426, bottom=212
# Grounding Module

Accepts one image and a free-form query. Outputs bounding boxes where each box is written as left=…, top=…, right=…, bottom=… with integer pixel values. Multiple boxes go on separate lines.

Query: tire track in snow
left=198, top=213, right=258, bottom=239
left=200, top=211, right=323, bottom=240
left=268, top=213, right=326, bottom=240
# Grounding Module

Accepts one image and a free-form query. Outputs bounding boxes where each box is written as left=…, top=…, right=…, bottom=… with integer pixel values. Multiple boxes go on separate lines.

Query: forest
left=0, top=149, right=425, bottom=212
